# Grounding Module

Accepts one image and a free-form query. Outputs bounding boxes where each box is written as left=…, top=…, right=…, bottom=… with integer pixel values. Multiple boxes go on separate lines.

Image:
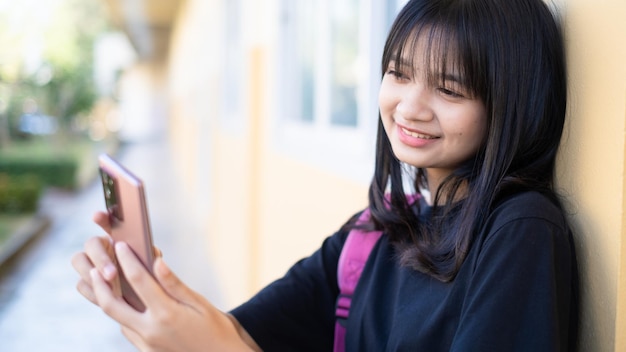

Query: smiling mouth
left=401, top=127, right=438, bottom=139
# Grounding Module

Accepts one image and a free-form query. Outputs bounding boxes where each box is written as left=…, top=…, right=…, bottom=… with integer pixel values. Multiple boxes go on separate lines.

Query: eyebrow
left=389, top=59, right=464, bottom=82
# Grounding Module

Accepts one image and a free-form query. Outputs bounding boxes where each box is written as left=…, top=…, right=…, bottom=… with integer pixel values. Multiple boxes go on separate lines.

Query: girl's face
left=379, top=35, right=487, bottom=189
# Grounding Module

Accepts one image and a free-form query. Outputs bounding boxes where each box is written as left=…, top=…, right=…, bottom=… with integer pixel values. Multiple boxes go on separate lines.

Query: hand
left=90, top=242, right=259, bottom=351
left=71, top=212, right=120, bottom=304
left=93, top=210, right=113, bottom=235
left=71, top=212, right=162, bottom=304
left=72, top=211, right=134, bottom=303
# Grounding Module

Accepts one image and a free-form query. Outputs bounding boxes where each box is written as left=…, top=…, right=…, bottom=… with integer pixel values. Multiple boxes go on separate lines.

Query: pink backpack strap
left=333, top=194, right=420, bottom=352
left=334, top=208, right=382, bottom=352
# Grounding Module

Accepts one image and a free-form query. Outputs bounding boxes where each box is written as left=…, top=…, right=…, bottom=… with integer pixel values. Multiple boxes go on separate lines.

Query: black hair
left=367, top=0, right=567, bottom=281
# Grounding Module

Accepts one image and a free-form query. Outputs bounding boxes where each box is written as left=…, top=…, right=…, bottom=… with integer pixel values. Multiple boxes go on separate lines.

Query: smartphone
left=98, top=153, right=154, bottom=312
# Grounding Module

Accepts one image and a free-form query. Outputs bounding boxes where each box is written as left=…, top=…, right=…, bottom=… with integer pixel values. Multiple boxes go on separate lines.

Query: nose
left=396, top=84, right=434, bottom=122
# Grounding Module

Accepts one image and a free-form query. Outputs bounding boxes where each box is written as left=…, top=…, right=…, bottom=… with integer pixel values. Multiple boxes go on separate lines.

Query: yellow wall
left=245, top=47, right=369, bottom=290
left=256, top=153, right=368, bottom=288
left=162, top=0, right=626, bottom=349
left=209, top=132, right=255, bottom=306
left=557, top=1, right=626, bottom=351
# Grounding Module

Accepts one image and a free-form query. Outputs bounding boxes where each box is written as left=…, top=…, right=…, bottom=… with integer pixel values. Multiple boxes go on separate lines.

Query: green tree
left=0, top=0, right=109, bottom=140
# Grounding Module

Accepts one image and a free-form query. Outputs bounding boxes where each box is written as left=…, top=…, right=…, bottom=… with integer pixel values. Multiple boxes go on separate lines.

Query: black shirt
left=231, top=191, right=578, bottom=351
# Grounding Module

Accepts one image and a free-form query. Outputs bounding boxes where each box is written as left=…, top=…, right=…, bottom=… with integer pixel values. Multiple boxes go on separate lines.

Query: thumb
left=153, top=258, right=201, bottom=305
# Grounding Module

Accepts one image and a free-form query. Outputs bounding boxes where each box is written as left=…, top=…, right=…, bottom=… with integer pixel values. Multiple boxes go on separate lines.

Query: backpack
left=333, top=195, right=420, bottom=352
left=333, top=208, right=382, bottom=352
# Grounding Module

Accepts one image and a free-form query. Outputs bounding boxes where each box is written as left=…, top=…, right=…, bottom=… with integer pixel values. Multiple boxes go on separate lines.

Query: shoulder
left=486, top=191, right=568, bottom=232
left=473, top=191, right=572, bottom=253
left=466, top=191, right=575, bottom=277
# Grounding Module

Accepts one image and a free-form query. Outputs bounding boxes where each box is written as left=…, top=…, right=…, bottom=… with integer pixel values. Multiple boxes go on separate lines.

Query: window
left=281, top=0, right=362, bottom=128
left=276, top=0, right=407, bottom=183
left=330, top=0, right=360, bottom=127
left=221, top=0, right=245, bottom=133
left=289, top=0, right=316, bottom=123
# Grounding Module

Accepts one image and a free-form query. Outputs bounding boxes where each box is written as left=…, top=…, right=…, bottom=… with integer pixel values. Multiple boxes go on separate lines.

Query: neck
left=425, top=169, right=467, bottom=206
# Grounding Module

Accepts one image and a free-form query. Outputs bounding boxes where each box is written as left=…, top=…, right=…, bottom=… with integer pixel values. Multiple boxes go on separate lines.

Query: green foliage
left=0, top=137, right=115, bottom=190
left=0, top=173, right=43, bottom=214
left=0, top=138, right=88, bottom=189
left=41, top=65, right=98, bottom=129
left=0, top=157, right=78, bottom=190
left=0, top=0, right=110, bottom=136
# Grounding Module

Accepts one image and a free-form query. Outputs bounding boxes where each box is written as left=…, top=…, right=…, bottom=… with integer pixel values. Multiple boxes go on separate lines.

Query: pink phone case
left=98, top=153, right=154, bottom=312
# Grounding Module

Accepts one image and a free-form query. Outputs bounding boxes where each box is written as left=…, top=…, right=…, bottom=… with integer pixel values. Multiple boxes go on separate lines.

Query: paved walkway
left=0, top=137, right=221, bottom=351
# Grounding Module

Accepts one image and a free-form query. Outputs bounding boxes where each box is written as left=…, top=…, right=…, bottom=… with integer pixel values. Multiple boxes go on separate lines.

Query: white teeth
left=401, top=127, right=436, bottom=139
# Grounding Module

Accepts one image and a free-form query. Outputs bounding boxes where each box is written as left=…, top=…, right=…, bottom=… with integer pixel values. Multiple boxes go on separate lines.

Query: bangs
left=382, top=6, right=486, bottom=100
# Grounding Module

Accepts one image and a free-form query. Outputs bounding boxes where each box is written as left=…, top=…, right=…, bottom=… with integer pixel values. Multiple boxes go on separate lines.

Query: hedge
left=0, top=157, right=78, bottom=189
left=0, top=173, right=43, bottom=213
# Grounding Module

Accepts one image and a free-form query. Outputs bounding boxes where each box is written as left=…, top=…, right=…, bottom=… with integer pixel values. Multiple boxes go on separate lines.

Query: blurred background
left=0, top=0, right=625, bottom=351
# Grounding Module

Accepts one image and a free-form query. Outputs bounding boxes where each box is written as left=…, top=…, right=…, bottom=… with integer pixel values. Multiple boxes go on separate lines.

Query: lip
left=396, top=124, right=439, bottom=148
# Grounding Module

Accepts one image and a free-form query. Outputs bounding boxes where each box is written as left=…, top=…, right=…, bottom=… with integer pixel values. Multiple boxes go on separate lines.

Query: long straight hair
left=367, top=0, right=567, bottom=281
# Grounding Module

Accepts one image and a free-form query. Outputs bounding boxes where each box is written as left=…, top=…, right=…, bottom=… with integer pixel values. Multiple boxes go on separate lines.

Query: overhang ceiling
left=101, top=0, right=182, bottom=62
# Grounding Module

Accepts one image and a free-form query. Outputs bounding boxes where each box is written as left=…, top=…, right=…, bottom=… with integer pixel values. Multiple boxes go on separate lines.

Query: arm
left=90, top=242, right=259, bottom=351
left=72, top=212, right=261, bottom=351
left=227, top=314, right=262, bottom=351
left=230, top=229, right=348, bottom=351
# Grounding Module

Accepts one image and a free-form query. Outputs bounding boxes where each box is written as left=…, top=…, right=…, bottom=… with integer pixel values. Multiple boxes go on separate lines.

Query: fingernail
left=114, top=241, right=131, bottom=256
left=102, top=263, right=117, bottom=280
left=115, top=241, right=126, bottom=251
left=89, top=268, right=99, bottom=280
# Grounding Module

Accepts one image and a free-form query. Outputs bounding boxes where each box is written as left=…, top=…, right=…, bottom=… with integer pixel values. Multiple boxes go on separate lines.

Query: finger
left=76, top=279, right=97, bottom=305
left=93, top=211, right=113, bottom=234
left=153, top=246, right=162, bottom=258
left=153, top=257, right=203, bottom=306
left=84, top=236, right=118, bottom=281
left=90, top=268, right=141, bottom=326
left=115, top=242, right=170, bottom=309
left=71, top=251, right=95, bottom=285
left=120, top=326, right=148, bottom=351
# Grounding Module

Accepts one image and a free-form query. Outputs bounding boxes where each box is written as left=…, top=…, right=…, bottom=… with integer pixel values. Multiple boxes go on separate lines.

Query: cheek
left=378, top=79, right=397, bottom=114
left=472, top=114, right=488, bottom=141
left=378, top=90, right=394, bottom=131
left=463, top=117, right=488, bottom=151
left=445, top=110, right=487, bottom=150
left=459, top=103, right=487, bottom=140
left=378, top=90, right=389, bottom=115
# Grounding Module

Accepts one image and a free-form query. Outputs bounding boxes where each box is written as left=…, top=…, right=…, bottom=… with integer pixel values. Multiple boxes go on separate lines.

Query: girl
left=72, top=0, right=578, bottom=350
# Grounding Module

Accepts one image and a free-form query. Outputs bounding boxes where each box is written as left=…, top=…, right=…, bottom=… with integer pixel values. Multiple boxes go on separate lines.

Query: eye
left=437, top=87, right=464, bottom=99
left=386, top=69, right=409, bottom=81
